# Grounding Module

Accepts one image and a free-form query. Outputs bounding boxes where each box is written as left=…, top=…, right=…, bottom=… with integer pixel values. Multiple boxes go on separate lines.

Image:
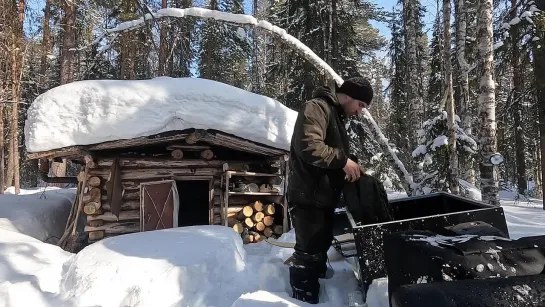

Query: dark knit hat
left=337, top=77, right=374, bottom=105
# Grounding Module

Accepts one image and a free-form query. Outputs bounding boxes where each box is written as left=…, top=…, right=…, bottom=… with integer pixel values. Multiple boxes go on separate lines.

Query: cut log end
left=237, top=205, right=254, bottom=219
left=87, top=219, right=104, bottom=227
left=87, top=177, right=101, bottom=187
left=88, top=231, right=105, bottom=241
left=263, top=216, right=274, bottom=227
left=83, top=202, right=100, bottom=215
left=264, top=204, right=275, bottom=215
left=244, top=217, right=254, bottom=228
left=171, top=149, right=184, bottom=160
left=252, top=201, right=264, bottom=212
left=200, top=149, right=214, bottom=160
left=255, top=221, right=265, bottom=232
left=274, top=225, right=284, bottom=235
left=264, top=227, right=274, bottom=238
left=232, top=223, right=243, bottom=234
left=253, top=212, right=265, bottom=222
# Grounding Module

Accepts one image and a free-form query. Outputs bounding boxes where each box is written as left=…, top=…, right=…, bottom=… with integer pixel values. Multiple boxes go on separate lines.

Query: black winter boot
left=289, top=251, right=323, bottom=304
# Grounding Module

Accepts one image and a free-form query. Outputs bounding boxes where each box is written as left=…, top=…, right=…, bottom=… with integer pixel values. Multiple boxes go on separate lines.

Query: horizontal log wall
left=84, top=158, right=243, bottom=242
left=82, top=157, right=286, bottom=244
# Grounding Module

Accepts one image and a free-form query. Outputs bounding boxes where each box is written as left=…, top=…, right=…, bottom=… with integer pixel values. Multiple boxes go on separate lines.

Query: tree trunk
left=40, top=0, right=51, bottom=90
left=120, top=0, right=137, bottom=80
left=444, top=0, right=459, bottom=194
left=535, top=139, right=542, bottom=199
left=60, top=1, right=76, bottom=84
left=7, top=0, right=26, bottom=194
left=510, top=0, right=527, bottom=195
left=403, top=0, right=424, bottom=176
left=535, top=15, right=545, bottom=209
left=56, top=0, right=77, bottom=185
left=476, top=0, right=499, bottom=206
left=455, top=0, right=475, bottom=185
left=0, top=49, right=6, bottom=193
left=251, top=0, right=260, bottom=92
left=158, top=0, right=168, bottom=76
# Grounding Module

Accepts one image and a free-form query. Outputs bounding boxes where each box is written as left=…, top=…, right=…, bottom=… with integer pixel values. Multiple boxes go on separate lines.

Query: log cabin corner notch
left=29, top=128, right=290, bottom=246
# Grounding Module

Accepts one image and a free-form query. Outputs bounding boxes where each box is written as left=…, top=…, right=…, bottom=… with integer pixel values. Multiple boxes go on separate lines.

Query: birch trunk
left=444, top=0, right=459, bottom=194
left=510, top=0, right=527, bottom=195
left=476, top=0, right=499, bottom=206
left=455, top=0, right=475, bottom=185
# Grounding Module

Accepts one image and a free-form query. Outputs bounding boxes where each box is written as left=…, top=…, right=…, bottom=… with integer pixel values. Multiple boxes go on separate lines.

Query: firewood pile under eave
left=228, top=201, right=283, bottom=244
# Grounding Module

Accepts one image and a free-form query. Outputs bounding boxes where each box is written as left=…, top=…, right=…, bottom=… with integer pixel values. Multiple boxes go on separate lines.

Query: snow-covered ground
left=0, top=187, right=544, bottom=307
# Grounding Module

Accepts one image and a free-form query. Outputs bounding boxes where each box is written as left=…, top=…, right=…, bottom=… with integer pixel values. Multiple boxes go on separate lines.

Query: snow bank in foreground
left=59, top=226, right=248, bottom=307
left=0, top=229, right=72, bottom=307
left=24, top=77, right=297, bottom=153
left=57, top=225, right=361, bottom=307
left=0, top=188, right=75, bottom=242
left=230, top=291, right=309, bottom=307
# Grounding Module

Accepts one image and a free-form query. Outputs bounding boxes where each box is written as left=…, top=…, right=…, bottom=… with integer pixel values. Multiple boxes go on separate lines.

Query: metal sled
left=331, top=192, right=510, bottom=297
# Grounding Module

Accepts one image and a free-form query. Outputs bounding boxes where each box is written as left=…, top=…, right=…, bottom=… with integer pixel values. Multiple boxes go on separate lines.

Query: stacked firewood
left=228, top=201, right=283, bottom=244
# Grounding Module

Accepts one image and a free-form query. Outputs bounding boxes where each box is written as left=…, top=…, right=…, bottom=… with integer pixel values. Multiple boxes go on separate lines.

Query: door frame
left=139, top=180, right=180, bottom=231
left=173, top=176, right=215, bottom=225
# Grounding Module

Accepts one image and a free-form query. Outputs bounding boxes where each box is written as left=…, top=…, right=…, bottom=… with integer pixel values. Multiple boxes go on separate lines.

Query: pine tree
left=427, top=7, right=443, bottom=118
left=197, top=0, right=250, bottom=87
left=412, top=111, right=477, bottom=196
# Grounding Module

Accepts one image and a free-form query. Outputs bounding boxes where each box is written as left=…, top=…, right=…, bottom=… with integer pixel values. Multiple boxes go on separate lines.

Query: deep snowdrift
left=0, top=188, right=75, bottom=242
left=0, top=229, right=72, bottom=307
left=59, top=226, right=248, bottom=307
left=58, top=225, right=361, bottom=307
left=24, top=77, right=297, bottom=153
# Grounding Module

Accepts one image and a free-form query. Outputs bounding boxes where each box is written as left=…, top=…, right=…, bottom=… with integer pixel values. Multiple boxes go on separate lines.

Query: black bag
left=391, top=273, right=545, bottom=307
left=342, top=174, right=393, bottom=225
left=383, top=230, right=545, bottom=300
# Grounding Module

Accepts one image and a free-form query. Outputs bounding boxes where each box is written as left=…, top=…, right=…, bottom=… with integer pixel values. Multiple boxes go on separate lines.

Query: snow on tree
left=477, top=0, right=500, bottom=206
left=411, top=111, right=478, bottom=196
left=98, top=5, right=416, bottom=195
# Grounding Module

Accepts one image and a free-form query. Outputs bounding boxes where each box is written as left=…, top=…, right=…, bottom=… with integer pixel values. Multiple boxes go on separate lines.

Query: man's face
left=342, top=96, right=369, bottom=117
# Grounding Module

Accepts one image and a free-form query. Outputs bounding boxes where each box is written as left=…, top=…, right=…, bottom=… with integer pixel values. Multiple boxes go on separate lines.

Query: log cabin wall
left=81, top=156, right=285, bottom=243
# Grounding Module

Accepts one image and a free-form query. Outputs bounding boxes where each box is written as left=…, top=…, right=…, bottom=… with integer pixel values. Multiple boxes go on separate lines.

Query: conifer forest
left=0, top=0, right=544, bottom=208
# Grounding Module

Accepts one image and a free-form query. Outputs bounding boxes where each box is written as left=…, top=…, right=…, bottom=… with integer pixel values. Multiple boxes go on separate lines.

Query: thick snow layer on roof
left=24, top=77, right=297, bottom=153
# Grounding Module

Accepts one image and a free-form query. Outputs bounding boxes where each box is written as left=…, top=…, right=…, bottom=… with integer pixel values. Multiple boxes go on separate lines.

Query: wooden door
left=140, top=180, right=179, bottom=231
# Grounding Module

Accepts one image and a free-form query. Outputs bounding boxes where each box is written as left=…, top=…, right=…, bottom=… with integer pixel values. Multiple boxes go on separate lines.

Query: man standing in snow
left=287, top=77, right=373, bottom=304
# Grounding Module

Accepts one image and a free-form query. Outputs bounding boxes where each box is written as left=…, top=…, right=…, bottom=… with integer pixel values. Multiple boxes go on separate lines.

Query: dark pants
left=288, top=203, right=335, bottom=304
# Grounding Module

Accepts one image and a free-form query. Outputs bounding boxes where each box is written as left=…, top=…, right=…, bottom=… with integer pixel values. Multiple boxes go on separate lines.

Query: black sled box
left=341, top=192, right=509, bottom=290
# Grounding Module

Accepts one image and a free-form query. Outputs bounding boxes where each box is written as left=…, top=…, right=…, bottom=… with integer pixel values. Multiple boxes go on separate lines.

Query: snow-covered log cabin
left=24, top=77, right=296, bottom=248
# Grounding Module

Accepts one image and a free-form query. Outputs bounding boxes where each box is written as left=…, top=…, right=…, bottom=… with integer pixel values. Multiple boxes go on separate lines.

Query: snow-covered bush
left=412, top=111, right=477, bottom=195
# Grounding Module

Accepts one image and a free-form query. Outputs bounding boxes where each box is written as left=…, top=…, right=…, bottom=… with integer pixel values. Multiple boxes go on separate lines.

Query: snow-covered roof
left=24, top=77, right=297, bottom=153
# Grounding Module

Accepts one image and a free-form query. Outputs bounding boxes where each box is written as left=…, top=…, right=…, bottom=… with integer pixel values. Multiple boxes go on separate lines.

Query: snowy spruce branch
left=495, top=1, right=542, bottom=49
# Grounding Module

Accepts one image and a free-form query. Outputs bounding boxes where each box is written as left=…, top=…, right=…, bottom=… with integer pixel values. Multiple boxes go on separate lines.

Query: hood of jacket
left=311, top=85, right=346, bottom=120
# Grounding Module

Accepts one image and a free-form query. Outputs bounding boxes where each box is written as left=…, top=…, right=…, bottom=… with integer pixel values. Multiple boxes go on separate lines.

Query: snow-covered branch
left=361, top=109, right=415, bottom=194
left=105, top=7, right=343, bottom=85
